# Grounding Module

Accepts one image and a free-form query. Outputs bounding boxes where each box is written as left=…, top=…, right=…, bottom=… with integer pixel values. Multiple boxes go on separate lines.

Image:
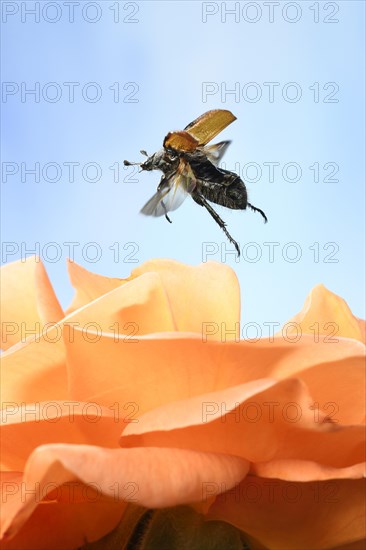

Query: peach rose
left=0, top=257, right=365, bottom=549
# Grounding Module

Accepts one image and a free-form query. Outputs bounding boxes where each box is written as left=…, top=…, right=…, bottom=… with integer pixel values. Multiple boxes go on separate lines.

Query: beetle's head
left=124, top=149, right=178, bottom=172
left=124, top=149, right=159, bottom=171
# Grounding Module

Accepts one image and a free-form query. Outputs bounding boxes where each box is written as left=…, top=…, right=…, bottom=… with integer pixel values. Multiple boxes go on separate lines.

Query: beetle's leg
left=191, top=191, right=240, bottom=257
left=160, top=200, right=172, bottom=223
left=247, top=202, right=268, bottom=223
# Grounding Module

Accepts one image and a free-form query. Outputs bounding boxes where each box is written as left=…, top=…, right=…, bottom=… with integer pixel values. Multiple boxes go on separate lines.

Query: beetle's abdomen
left=198, top=172, right=248, bottom=210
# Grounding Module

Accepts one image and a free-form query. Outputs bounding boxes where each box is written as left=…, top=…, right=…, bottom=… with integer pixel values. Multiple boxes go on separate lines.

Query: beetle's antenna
left=124, top=160, right=141, bottom=166
left=247, top=203, right=268, bottom=223
left=124, top=150, right=149, bottom=166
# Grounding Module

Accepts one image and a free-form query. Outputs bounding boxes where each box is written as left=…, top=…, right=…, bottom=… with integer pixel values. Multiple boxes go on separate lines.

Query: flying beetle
left=124, top=109, right=267, bottom=256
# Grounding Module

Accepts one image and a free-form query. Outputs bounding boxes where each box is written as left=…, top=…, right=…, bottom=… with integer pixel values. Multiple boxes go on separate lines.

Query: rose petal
left=66, top=259, right=122, bottom=313
left=65, top=331, right=229, bottom=407
left=125, top=259, right=240, bottom=336
left=1, top=258, right=63, bottom=351
left=208, top=476, right=366, bottom=550
left=0, top=472, right=126, bottom=550
left=331, top=540, right=366, bottom=550
left=1, top=444, right=249, bottom=540
left=63, top=326, right=365, bottom=426
left=33, top=262, right=64, bottom=326
left=251, top=459, right=366, bottom=481
left=1, top=334, right=67, bottom=406
left=1, top=271, right=177, bottom=407
left=285, top=284, right=365, bottom=343
left=0, top=471, right=125, bottom=550
left=67, top=259, right=240, bottom=337
left=1, top=270, right=177, bottom=407
left=65, top=271, right=176, bottom=334
left=0, top=472, right=23, bottom=523
left=121, top=378, right=365, bottom=469
left=1, top=403, right=125, bottom=470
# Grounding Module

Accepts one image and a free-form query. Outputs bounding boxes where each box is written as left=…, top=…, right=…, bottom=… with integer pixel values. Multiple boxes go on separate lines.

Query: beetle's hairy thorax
left=145, top=147, right=248, bottom=211
left=146, top=148, right=180, bottom=178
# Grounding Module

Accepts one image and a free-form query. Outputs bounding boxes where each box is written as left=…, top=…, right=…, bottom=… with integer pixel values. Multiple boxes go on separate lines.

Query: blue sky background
left=1, top=0, right=365, bottom=328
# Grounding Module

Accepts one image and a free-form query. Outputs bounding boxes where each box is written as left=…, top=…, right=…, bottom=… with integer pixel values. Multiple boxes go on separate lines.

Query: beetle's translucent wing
left=140, top=159, right=196, bottom=217
left=140, top=182, right=188, bottom=217
left=184, top=110, right=236, bottom=145
left=202, top=140, right=231, bottom=166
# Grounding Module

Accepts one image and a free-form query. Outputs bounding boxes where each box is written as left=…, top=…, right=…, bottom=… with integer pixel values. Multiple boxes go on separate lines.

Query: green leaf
left=81, top=505, right=249, bottom=550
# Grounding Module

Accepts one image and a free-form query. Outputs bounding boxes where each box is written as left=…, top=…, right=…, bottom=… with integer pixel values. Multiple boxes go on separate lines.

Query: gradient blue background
left=1, top=0, right=365, bottom=328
